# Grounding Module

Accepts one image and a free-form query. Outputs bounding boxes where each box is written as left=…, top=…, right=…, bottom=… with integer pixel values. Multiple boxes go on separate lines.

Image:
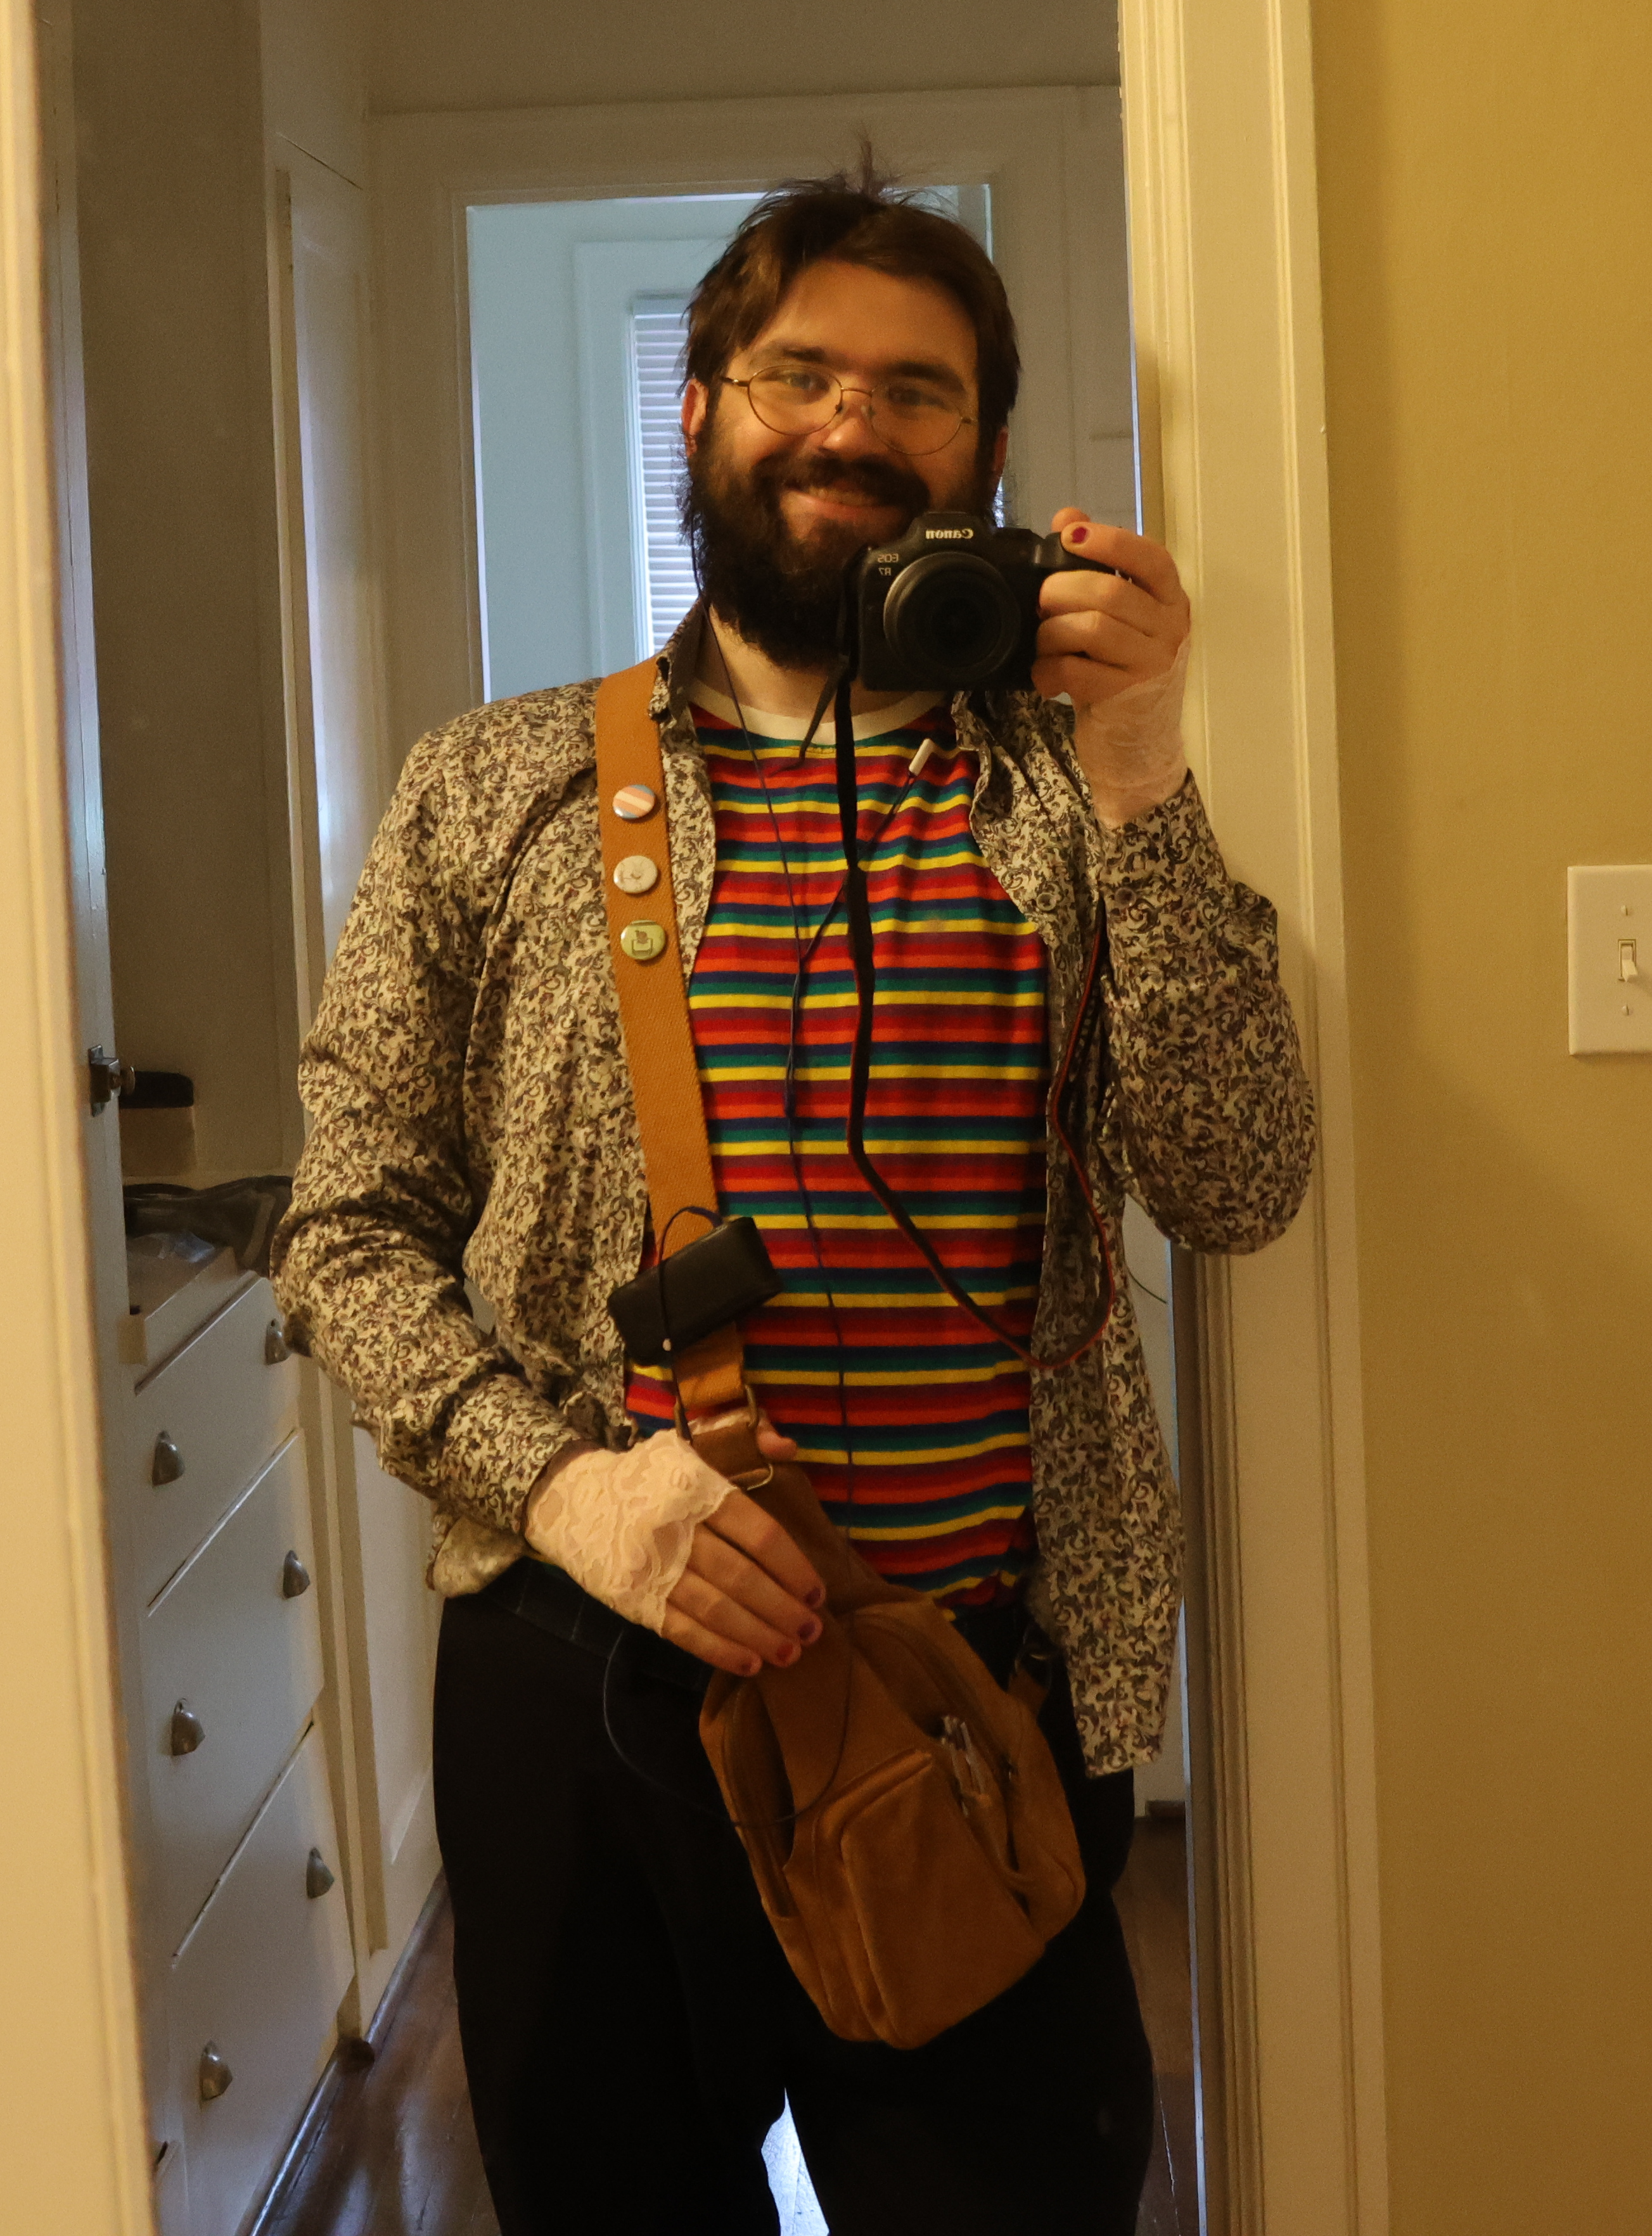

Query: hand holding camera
left=849, top=506, right=1192, bottom=827
left=1040, top=509, right=1193, bottom=827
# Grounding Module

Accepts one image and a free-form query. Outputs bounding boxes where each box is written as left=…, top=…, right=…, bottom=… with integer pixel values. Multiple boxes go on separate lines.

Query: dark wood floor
left=259, top=1893, right=497, bottom=2236
left=1114, top=1813, right=1201, bottom=2236
left=266, top=1819, right=1198, bottom=2236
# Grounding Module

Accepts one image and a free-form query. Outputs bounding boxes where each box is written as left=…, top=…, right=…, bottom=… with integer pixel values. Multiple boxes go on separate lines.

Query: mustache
left=757, top=449, right=932, bottom=516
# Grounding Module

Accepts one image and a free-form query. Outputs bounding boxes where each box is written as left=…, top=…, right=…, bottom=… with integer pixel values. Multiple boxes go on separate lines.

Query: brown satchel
left=594, top=656, right=1085, bottom=2052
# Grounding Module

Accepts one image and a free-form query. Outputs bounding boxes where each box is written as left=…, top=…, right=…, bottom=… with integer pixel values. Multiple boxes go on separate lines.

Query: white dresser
left=124, top=1270, right=354, bottom=2236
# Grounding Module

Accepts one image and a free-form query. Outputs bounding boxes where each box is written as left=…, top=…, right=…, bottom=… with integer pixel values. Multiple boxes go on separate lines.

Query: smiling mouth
left=788, top=484, right=904, bottom=514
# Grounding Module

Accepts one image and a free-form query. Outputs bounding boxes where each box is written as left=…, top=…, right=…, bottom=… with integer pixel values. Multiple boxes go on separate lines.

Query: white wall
left=369, top=0, right=1119, bottom=113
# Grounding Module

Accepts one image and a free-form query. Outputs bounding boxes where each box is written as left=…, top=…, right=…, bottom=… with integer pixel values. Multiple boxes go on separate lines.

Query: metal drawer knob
left=305, top=1848, right=336, bottom=1900
left=264, top=1318, right=290, bottom=1365
left=197, top=2043, right=233, bottom=2103
left=281, top=1550, right=312, bottom=1599
left=150, top=1432, right=184, bottom=1486
left=168, top=1703, right=205, bottom=1757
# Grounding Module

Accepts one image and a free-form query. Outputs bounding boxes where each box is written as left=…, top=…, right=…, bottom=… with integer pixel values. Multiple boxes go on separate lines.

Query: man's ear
left=682, top=380, right=709, bottom=457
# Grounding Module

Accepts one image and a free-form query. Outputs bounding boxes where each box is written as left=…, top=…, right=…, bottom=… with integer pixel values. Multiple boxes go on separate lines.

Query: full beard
left=681, top=413, right=996, bottom=670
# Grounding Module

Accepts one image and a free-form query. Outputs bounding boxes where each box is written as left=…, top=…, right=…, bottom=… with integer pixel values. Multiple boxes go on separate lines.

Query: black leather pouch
left=608, top=1216, right=781, bottom=1365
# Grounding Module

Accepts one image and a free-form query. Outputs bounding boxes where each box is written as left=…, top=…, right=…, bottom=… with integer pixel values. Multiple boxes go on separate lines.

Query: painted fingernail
left=805, top=1584, right=825, bottom=1608
left=743, top=1656, right=762, bottom=1677
left=798, top=1620, right=821, bottom=1645
left=774, top=1641, right=800, bottom=1666
left=1070, top=525, right=1090, bottom=544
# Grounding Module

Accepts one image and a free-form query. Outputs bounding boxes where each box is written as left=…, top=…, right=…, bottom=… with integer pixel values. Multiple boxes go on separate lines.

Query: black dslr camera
left=848, top=509, right=1111, bottom=692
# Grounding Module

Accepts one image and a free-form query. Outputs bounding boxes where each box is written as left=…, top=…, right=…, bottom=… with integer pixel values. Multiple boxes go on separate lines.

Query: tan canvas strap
left=595, top=660, right=754, bottom=1439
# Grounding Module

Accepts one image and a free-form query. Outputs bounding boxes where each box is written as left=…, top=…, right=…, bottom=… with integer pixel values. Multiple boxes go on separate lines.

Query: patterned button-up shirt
left=271, top=613, right=1314, bottom=1773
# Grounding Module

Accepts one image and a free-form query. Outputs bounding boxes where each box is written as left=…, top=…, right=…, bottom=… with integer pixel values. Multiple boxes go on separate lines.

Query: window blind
left=630, top=299, right=697, bottom=654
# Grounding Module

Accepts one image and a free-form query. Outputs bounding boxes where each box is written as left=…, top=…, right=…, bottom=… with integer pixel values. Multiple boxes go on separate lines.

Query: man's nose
left=814, top=387, right=891, bottom=456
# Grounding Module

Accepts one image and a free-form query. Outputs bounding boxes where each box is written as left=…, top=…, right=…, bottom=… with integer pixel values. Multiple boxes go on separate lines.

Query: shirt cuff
left=1092, top=771, right=1233, bottom=937
left=438, top=1370, right=588, bottom=1537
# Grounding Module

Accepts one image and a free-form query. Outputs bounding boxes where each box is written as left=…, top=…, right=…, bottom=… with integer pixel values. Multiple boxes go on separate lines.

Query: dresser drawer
left=169, top=1723, right=353, bottom=2236
left=129, top=1275, right=300, bottom=1606
left=144, top=1434, right=324, bottom=1953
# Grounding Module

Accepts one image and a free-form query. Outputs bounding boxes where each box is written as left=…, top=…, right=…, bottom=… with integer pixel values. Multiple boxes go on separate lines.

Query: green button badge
left=619, top=919, right=667, bottom=963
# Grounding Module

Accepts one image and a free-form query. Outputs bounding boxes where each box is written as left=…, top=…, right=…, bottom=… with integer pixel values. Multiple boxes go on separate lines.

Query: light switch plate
left=1568, top=864, right=1652, bottom=1054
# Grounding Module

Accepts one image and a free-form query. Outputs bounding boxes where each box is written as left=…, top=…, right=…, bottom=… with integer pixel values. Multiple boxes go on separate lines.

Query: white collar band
left=690, top=679, right=944, bottom=743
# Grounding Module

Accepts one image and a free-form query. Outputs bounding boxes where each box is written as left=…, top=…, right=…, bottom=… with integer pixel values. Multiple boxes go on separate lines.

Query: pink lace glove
left=524, top=1419, right=825, bottom=1673
left=1070, top=637, right=1191, bottom=830
left=1033, top=511, right=1193, bottom=829
left=523, top=1434, right=735, bottom=1633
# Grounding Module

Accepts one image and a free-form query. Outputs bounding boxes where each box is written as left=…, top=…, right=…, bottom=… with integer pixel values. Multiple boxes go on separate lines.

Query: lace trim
left=524, top=1433, right=731, bottom=1633
left=1070, top=638, right=1189, bottom=823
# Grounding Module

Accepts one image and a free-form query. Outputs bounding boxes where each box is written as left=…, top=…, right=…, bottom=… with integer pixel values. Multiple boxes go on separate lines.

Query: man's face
left=681, top=259, right=1008, bottom=670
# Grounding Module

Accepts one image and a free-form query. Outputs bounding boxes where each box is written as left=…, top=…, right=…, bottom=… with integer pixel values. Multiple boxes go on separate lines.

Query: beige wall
left=368, top=0, right=1118, bottom=112
left=1313, top=3, right=1652, bottom=2229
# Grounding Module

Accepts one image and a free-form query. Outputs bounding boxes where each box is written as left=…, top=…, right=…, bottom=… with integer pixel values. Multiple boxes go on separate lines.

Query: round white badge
left=612, top=855, right=660, bottom=896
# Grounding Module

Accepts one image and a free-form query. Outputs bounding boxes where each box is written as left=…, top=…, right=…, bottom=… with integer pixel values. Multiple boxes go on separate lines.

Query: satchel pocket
left=820, top=1747, right=1047, bottom=2050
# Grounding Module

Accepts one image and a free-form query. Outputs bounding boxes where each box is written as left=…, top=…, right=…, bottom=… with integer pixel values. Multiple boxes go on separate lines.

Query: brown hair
left=684, top=151, right=1020, bottom=449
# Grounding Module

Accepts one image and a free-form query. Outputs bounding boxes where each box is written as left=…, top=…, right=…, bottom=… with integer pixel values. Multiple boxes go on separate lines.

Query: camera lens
left=881, top=553, right=1021, bottom=689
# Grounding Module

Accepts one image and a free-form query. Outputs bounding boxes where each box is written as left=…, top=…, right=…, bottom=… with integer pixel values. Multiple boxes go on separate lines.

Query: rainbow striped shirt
left=625, top=686, right=1049, bottom=1608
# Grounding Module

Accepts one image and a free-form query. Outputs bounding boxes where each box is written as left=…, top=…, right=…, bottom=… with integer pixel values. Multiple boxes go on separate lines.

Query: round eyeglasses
left=722, top=364, right=976, bottom=457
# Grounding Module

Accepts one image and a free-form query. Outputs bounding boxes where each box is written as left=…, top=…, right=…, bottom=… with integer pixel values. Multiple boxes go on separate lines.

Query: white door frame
left=1120, top=3, right=1388, bottom=2232
left=0, top=1, right=154, bottom=2225
left=0, top=10, right=1385, bottom=2230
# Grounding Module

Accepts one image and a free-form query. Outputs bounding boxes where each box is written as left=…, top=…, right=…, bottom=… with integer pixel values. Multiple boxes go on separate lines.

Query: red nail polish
left=806, top=1584, right=825, bottom=1608
left=1070, top=525, right=1089, bottom=545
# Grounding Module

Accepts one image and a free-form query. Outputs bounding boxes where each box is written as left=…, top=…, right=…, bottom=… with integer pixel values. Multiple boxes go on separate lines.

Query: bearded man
left=272, top=167, right=1314, bottom=2236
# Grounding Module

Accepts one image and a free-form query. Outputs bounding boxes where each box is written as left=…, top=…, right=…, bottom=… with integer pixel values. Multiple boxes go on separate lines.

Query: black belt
left=488, top=1556, right=712, bottom=1695
left=490, top=1555, right=1042, bottom=1697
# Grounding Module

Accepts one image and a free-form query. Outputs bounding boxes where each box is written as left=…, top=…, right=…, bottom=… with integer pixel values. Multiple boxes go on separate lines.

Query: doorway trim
left=0, top=18, right=1388, bottom=2228
left=1119, top=2, right=1388, bottom=2231
left=0, top=1, right=153, bottom=2222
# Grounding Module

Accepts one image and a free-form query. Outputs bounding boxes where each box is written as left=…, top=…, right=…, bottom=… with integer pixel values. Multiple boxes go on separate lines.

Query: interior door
left=271, top=136, right=442, bottom=2026
left=35, top=4, right=184, bottom=2219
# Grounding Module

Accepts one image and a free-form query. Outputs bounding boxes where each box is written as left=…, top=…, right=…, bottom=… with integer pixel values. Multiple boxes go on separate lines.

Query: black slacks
left=433, top=1584, right=1155, bottom=2236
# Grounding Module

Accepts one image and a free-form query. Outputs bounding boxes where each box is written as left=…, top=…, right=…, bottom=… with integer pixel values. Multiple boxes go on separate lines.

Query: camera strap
left=595, top=658, right=755, bottom=1440
left=829, top=671, right=1116, bottom=1371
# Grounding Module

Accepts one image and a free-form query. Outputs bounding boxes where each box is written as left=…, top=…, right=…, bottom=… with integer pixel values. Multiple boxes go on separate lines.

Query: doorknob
left=305, top=1848, right=336, bottom=1899
left=281, top=1550, right=311, bottom=1599
left=86, top=1045, right=135, bottom=1113
left=197, top=2043, right=233, bottom=2102
left=264, top=1318, right=290, bottom=1364
left=168, top=1703, right=205, bottom=1756
left=151, top=1432, right=184, bottom=1485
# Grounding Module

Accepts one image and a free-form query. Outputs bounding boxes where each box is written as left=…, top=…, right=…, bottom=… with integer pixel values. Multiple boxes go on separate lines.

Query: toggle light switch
left=1568, top=865, right=1652, bottom=1053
